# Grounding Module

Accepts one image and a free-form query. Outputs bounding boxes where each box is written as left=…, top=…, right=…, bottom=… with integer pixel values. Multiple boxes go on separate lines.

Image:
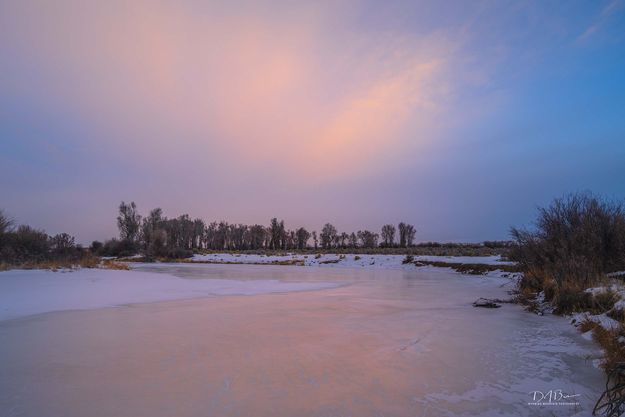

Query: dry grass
left=411, top=260, right=520, bottom=275
left=579, top=318, right=599, bottom=333
left=0, top=254, right=102, bottom=271
left=578, top=313, right=625, bottom=373
left=591, top=325, right=625, bottom=372
left=100, top=259, right=130, bottom=270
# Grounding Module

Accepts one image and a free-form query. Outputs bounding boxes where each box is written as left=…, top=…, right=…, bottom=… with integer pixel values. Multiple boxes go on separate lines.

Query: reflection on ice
left=0, top=263, right=604, bottom=417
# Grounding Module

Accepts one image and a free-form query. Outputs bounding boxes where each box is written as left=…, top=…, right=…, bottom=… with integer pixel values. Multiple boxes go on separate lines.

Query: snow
left=0, top=268, right=341, bottom=321
left=572, top=311, right=621, bottom=330
left=190, top=253, right=512, bottom=268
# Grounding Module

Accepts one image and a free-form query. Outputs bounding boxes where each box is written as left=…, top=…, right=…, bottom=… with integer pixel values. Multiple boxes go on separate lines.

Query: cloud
left=578, top=0, right=625, bottom=42
left=0, top=1, right=458, bottom=185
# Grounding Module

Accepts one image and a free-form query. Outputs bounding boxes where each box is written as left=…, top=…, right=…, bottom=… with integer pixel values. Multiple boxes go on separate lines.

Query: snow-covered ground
left=191, top=253, right=513, bottom=267
left=0, top=268, right=341, bottom=321
left=571, top=283, right=625, bottom=335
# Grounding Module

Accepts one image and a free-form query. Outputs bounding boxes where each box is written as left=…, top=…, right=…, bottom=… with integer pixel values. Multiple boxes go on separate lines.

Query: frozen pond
left=0, top=263, right=604, bottom=416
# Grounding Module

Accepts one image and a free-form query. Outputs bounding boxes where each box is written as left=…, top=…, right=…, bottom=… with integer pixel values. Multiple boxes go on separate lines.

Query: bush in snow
left=511, top=192, right=625, bottom=309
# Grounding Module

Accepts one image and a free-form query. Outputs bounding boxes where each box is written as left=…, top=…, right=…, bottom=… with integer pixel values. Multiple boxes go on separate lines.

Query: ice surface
left=0, top=268, right=341, bottom=321
left=0, top=262, right=604, bottom=417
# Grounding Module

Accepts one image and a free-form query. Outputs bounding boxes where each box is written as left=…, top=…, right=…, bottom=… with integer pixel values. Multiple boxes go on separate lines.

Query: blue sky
left=1, top=0, right=624, bottom=243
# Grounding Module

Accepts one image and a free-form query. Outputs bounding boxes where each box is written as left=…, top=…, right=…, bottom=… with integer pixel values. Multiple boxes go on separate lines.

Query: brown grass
left=100, top=260, right=131, bottom=270
left=579, top=318, right=599, bottom=333
left=0, top=254, right=102, bottom=271
left=591, top=325, right=625, bottom=372
left=412, top=260, right=520, bottom=275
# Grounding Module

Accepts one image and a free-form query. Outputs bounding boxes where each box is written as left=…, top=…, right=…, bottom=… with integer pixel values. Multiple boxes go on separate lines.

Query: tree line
left=0, top=210, right=85, bottom=265
left=96, top=201, right=418, bottom=258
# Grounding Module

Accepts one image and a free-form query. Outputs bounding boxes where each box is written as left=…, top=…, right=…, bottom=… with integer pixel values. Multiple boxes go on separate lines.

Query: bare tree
left=216, top=221, right=230, bottom=250
left=406, top=225, right=416, bottom=247
left=0, top=210, right=14, bottom=234
left=320, top=223, right=337, bottom=249
left=398, top=222, right=416, bottom=247
left=348, top=232, right=358, bottom=248
left=249, top=225, right=266, bottom=249
left=357, top=230, right=378, bottom=248
left=117, top=201, right=141, bottom=242
left=295, top=227, right=310, bottom=250
left=381, top=224, right=396, bottom=247
left=50, top=233, right=75, bottom=254
left=142, top=208, right=164, bottom=249
left=312, top=231, right=318, bottom=250
left=193, top=218, right=205, bottom=249
left=340, top=232, right=348, bottom=248
left=269, top=218, right=285, bottom=250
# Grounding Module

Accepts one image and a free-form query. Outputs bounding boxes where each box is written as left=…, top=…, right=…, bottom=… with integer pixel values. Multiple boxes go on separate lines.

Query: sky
left=1, top=0, right=625, bottom=244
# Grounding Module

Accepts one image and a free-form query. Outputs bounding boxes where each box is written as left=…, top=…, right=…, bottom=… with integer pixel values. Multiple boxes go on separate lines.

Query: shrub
left=511, top=193, right=625, bottom=280
left=511, top=193, right=625, bottom=312
left=100, top=238, right=138, bottom=257
left=90, top=240, right=103, bottom=253
left=165, top=248, right=193, bottom=259
left=0, top=225, right=50, bottom=263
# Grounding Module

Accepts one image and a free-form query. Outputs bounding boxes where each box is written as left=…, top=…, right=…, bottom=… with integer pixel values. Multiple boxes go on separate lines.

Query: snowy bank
left=0, top=268, right=341, bottom=321
left=191, top=253, right=513, bottom=268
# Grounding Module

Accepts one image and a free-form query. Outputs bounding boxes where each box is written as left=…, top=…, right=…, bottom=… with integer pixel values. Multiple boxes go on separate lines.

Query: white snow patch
left=190, top=253, right=512, bottom=269
left=571, top=312, right=620, bottom=331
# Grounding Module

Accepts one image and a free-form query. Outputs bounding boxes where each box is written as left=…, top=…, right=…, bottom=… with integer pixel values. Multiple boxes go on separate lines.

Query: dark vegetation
left=0, top=210, right=96, bottom=270
left=401, top=253, right=519, bottom=275
left=510, top=193, right=625, bottom=313
left=510, top=192, right=625, bottom=376
left=0, top=201, right=510, bottom=268
left=413, top=260, right=519, bottom=275
left=93, top=201, right=509, bottom=261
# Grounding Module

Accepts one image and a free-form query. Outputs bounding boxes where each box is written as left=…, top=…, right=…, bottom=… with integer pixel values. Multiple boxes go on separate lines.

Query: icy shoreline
left=0, top=254, right=518, bottom=322
left=0, top=268, right=342, bottom=322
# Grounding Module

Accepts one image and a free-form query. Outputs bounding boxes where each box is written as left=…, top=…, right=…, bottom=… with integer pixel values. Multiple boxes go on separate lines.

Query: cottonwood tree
left=269, top=218, right=285, bottom=250
left=320, top=223, right=337, bottom=249
left=398, top=222, right=416, bottom=247
left=0, top=210, right=14, bottom=234
left=348, top=232, right=358, bottom=248
left=340, top=232, right=348, bottom=248
left=142, top=208, right=164, bottom=250
left=51, top=233, right=75, bottom=250
left=295, top=227, right=310, bottom=250
left=249, top=225, right=266, bottom=250
left=117, top=201, right=141, bottom=242
left=381, top=224, right=396, bottom=247
left=193, top=219, right=205, bottom=249
left=216, top=221, right=230, bottom=249
left=357, top=230, right=378, bottom=248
